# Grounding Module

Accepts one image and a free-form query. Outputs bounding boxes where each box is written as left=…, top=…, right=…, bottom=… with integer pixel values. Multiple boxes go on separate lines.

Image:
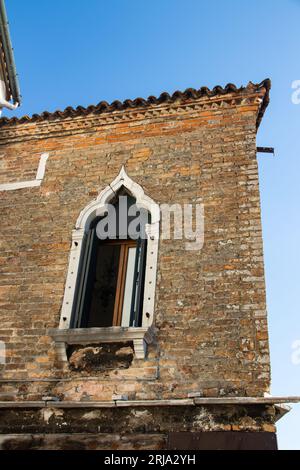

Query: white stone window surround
left=50, top=167, right=160, bottom=360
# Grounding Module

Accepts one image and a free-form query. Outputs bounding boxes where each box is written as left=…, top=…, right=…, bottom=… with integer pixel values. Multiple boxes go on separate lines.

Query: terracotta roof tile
left=0, top=79, right=271, bottom=129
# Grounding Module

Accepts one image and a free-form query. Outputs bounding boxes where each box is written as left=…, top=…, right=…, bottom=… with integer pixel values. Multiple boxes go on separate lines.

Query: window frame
left=72, top=236, right=141, bottom=329
left=56, top=167, right=160, bottom=348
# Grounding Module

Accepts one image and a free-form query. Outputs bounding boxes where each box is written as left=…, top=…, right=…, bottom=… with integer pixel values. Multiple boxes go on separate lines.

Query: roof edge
left=256, top=78, right=271, bottom=130
left=0, top=78, right=270, bottom=128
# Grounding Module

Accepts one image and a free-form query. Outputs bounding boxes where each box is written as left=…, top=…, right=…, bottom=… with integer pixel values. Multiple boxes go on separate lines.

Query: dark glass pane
left=87, top=243, right=121, bottom=327
left=129, top=238, right=147, bottom=327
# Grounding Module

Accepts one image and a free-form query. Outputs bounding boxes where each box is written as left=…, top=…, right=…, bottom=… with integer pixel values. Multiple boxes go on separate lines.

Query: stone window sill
left=48, top=326, right=155, bottom=361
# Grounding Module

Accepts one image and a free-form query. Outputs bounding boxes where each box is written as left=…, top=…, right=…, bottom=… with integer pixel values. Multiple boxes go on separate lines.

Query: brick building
left=0, top=74, right=296, bottom=449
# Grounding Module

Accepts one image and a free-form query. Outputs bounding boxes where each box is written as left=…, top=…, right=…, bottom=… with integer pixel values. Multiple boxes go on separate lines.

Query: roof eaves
left=255, top=78, right=271, bottom=130
left=0, top=78, right=270, bottom=128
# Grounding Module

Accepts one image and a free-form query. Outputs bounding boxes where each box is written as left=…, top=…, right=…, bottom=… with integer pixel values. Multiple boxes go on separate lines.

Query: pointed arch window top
left=76, top=166, right=160, bottom=231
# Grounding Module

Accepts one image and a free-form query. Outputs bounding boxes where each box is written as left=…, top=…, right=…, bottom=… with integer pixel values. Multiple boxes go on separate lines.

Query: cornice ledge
left=0, top=92, right=263, bottom=145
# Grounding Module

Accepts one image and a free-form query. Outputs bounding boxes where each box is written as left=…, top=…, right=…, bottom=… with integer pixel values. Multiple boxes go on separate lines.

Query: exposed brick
left=0, top=87, right=274, bottom=447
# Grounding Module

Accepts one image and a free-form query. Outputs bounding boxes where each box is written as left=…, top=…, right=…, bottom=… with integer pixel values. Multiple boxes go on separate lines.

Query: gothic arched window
left=50, top=167, right=160, bottom=359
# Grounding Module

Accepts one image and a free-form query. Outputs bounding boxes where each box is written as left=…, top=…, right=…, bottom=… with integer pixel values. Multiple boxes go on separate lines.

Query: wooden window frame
left=73, top=236, right=139, bottom=329
left=104, top=239, right=137, bottom=327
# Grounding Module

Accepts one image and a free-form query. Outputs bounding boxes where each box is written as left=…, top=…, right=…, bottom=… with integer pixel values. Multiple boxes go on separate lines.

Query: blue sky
left=5, top=0, right=300, bottom=449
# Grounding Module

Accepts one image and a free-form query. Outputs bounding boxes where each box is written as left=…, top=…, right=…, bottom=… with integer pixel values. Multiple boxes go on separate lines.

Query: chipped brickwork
left=0, top=405, right=276, bottom=434
left=0, top=404, right=276, bottom=450
left=0, top=84, right=272, bottom=446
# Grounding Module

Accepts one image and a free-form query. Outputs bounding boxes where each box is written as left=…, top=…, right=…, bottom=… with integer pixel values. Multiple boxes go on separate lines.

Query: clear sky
left=4, top=0, right=300, bottom=450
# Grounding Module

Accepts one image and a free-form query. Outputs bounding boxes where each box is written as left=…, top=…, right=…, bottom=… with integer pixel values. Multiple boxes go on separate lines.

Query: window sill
left=48, top=326, right=155, bottom=361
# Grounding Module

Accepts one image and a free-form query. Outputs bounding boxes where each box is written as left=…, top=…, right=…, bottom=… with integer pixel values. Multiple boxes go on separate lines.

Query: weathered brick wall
left=0, top=404, right=277, bottom=450
left=0, top=89, right=270, bottom=404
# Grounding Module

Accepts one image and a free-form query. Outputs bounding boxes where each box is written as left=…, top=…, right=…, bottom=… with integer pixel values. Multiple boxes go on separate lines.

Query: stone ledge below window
left=48, top=326, right=155, bottom=361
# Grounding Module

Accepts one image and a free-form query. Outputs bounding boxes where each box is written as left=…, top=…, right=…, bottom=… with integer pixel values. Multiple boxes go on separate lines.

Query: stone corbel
left=55, top=342, right=68, bottom=364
